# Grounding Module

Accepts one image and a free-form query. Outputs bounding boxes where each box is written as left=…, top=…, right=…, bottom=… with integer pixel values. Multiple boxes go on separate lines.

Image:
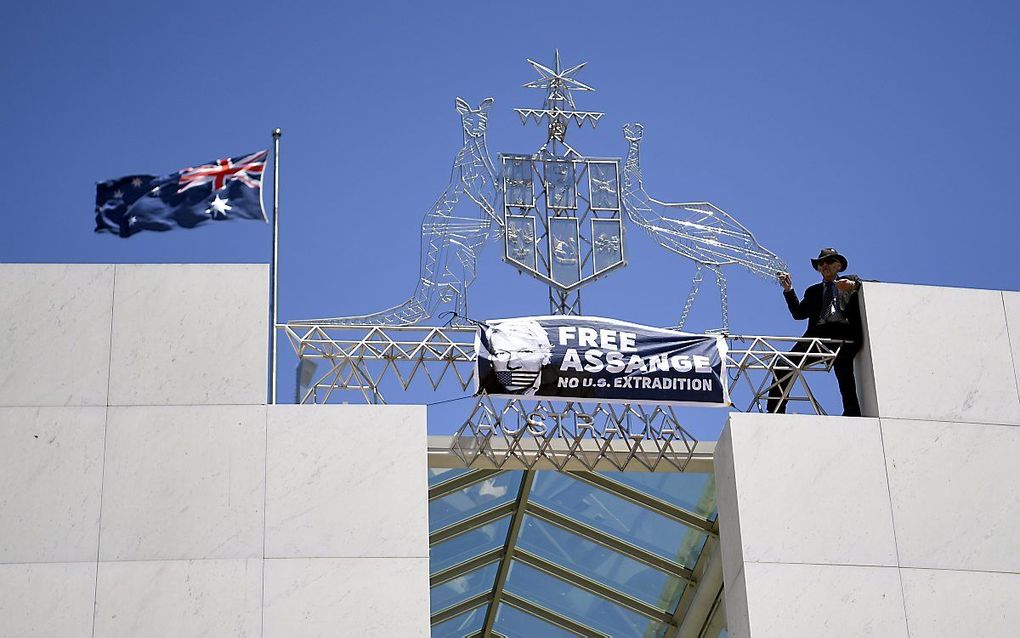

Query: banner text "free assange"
left=475, top=316, right=729, bottom=406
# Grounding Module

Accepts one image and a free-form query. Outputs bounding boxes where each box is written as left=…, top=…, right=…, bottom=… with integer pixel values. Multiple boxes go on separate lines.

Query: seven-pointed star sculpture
left=523, top=50, right=595, bottom=109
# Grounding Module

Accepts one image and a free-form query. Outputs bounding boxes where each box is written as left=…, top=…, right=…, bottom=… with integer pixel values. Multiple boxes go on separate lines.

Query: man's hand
left=777, top=272, right=792, bottom=292
left=835, top=278, right=858, bottom=292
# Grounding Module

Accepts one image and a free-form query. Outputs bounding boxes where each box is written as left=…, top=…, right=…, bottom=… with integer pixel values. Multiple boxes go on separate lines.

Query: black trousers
left=766, top=324, right=862, bottom=417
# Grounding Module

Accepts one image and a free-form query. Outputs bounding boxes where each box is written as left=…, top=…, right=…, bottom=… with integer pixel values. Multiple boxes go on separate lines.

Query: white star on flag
left=113, top=189, right=124, bottom=198
left=131, top=177, right=143, bottom=188
left=206, top=194, right=232, bottom=219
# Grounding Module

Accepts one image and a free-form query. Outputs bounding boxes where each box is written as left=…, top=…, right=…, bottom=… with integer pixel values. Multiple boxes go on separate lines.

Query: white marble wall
left=0, top=265, right=431, bottom=638
left=718, top=413, right=1020, bottom=637
left=108, top=265, right=269, bottom=406
left=265, top=405, right=428, bottom=559
left=264, top=557, right=430, bottom=638
left=99, top=405, right=267, bottom=561
left=857, top=282, right=1020, bottom=424
left=1004, top=291, right=1020, bottom=409
left=0, top=264, right=114, bottom=407
left=93, top=558, right=263, bottom=638
left=714, top=414, right=897, bottom=591
left=264, top=405, right=430, bottom=638
left=718, top=281, right=1020, bottom=637
left=0, top=407, right=105, bottom=564
left=0, top=404, right=430, bottom=638
left=0, top=264, right=268, bottom=408
left=740, top=562, right=909, bottom=638
left=0, top=562, right=98, bottom=638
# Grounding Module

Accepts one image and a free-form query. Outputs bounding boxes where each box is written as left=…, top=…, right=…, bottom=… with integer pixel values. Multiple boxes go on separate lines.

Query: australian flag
left=95, top=150, right=268, bottom=237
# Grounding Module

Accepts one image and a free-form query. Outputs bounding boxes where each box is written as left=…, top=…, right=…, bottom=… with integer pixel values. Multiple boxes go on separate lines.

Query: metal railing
left=281, top=324, right=843, bottom=410
left=280, top=323, right=844, bottom=471
left=282, top=323, right=477, bottom=405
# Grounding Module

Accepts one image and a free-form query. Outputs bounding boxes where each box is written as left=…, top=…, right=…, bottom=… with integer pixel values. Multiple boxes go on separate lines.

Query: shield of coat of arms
left=502, top=154, right=626, bottom=290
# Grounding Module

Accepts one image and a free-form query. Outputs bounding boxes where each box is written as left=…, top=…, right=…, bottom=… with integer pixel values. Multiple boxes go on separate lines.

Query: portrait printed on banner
left=477, top=318, right=554, bottom=396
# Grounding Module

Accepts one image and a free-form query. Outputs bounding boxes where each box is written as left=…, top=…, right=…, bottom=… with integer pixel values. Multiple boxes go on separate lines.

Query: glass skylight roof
left=428, top=467, right=724, bottom=637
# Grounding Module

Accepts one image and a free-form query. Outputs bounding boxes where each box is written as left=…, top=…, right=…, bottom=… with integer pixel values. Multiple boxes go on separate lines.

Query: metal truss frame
left=428, top=468, right=720, bottom=637
left=281, top=323, right=477, bottom=404
left=281, top=324, right=843, bottom=474
left=282, top=324, right=841, bottom=407
left=549, top=288, right=582, bottom=316
left=429, top=436, right=717, bottom=474
left=449, top=396, right=700, bottom=472
left=726, top=334, right=842, bottom=415
left=281, top=323, right=841, bottom=472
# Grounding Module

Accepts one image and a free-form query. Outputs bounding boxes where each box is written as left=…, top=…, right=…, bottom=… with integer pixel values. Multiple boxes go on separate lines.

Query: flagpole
left=269, top=128, right=281, bottom=405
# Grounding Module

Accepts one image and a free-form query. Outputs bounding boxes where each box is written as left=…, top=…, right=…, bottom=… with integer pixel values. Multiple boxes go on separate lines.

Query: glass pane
left=588, top=161, right=620, bottom=211
left=530, top=471, right=708, bottom=567
left=429, top=471, right=522, bottom=532
left=506, top=215, right=538, bottom=272
left=549, top=217, right=581, bottom=287
left=544, top=160, right=576, bottom=209
left=431, top=605, right=487, bottom=638
left=517, top=515, right=686, bottom=610
left=492, top=603, right=578, bottom=638
left=431, top=515, right=511, bottom=573
left=598, top=471, right=718, bottom=520
left=504, top=157, right=535, bottom=208
left=505, top=561, right=667, bottom=638
left=429, top=467, right=471, bottom=488
left=592, top=219, right=623, bottom=273
left=430, top=561, right=499, bottom=614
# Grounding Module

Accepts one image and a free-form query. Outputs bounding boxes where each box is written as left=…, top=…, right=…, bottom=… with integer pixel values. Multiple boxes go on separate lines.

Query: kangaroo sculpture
left=301, top=97, right=500, bottom=326
left=621, top=122, right=787, bottom=332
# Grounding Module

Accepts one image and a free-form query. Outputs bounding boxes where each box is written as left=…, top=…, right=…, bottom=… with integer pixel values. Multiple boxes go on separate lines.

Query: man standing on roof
left=768, top=248, right=863, bottom=417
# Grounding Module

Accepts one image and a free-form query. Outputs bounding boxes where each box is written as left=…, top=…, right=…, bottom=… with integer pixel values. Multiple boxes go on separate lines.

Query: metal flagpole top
left=273, top=128, right=282, bottom=138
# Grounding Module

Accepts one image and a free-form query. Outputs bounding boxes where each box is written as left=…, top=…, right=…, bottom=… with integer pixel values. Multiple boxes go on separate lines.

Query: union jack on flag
left=177, top=150, right=266, bottom=194
left=95, top=149, right=269, bottom=238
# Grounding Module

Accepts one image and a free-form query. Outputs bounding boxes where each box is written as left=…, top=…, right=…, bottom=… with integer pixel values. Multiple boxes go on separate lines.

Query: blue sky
left=2, top=1, right=1018, bottom=428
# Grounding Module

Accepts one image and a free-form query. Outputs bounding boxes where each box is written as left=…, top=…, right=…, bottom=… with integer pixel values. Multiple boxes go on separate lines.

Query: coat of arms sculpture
left=282, top=50, right=851, bottom=471
left=501, top=52, right=626, bottom=315
left=295, top=50, right=785, bottom=329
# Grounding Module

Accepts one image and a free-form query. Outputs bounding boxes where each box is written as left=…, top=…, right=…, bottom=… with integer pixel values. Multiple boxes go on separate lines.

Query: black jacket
left=784, top=274, right=863, bottom=343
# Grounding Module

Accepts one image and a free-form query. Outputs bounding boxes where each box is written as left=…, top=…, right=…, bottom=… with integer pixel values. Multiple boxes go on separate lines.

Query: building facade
left=0, top=264, right=1017, bottom=637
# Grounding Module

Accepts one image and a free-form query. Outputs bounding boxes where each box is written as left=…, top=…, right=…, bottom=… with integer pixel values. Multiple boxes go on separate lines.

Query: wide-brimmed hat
left=810, top=247, right=848, bottom=272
